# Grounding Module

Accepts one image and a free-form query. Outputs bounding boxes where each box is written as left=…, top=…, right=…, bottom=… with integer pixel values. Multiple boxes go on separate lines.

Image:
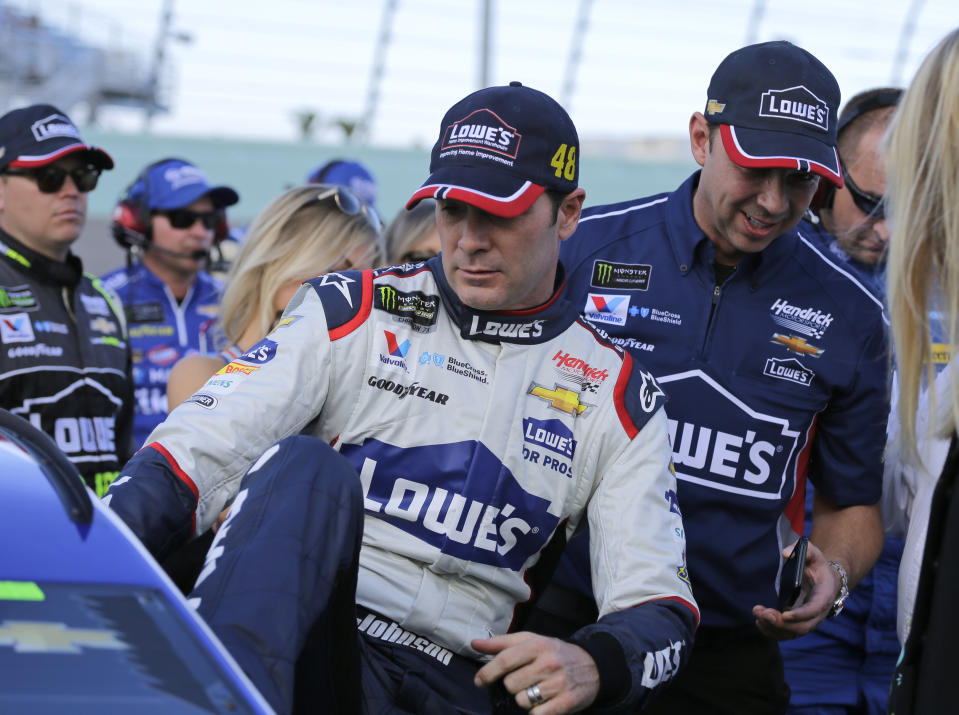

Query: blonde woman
left=884, top=28, right=959, bottom=714
left=167, top=184, right=384, bottom=408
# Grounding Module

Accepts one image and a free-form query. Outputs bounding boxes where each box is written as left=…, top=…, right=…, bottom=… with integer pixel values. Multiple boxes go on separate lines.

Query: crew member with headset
left=102, top=158, right=238, bottom=449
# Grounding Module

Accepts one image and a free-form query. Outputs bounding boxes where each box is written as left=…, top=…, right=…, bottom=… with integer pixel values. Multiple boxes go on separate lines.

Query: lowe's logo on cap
left=442, top=109, right=521, bottom=159
left=30, top=114, right=81, bottom=142
left=163, top=164, right=208, bottom=190
left=759, top=86, right=829, bottom=131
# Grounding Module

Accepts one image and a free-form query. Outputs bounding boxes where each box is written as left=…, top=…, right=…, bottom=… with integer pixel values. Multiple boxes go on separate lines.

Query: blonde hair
left=886, top=28, right=959, bottom=458
left=383, top=199, right=437, bottom=265
left=218, top=184, right=384, bottom=346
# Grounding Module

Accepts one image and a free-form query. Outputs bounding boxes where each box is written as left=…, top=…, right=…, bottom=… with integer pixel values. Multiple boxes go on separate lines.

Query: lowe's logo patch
left=239, top=339, right=278, bottom=365
left=759, top=86, right=829, bottom=131
left=763, top=357, right=815, bottom=387
left=30, top=113, right=81, bottom=141
left=523, top=417, right=576, bottom=459
left=659, top=369, right=801, bottom=500
left=441, top=108, right=521, bottom=159
left=341, top=440, right=559, bottom=571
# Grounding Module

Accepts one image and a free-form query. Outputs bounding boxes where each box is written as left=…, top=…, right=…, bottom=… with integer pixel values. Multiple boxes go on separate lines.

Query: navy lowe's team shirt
left=557, top=172, right=889, bottom=627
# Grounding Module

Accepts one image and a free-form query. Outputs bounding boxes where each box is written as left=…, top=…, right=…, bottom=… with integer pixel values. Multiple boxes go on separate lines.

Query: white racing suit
left=106, top=258, right=699, bottom=711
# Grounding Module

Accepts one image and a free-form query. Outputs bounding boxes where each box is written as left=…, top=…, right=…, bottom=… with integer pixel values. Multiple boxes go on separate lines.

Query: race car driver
left=104, top=82, right=698, bottom=714
left=0, top=104, right=133, bottom=496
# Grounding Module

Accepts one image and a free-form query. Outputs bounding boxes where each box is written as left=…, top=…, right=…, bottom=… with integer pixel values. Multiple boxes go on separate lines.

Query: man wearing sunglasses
left=105, top=82, right=697, bottom=714
left=803, top=88, right=901, bottom=299
left=102, top=158, right=239, bottom=449
left=0, top=103, right=134, bottom=497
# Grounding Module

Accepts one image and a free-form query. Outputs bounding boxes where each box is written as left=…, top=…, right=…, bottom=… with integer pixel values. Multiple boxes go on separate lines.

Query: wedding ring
left=526, top=683, right=545, bottom=706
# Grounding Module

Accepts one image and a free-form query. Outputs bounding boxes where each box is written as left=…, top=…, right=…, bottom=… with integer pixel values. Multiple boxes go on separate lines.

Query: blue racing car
left=0, top=408, right=273, bottom=714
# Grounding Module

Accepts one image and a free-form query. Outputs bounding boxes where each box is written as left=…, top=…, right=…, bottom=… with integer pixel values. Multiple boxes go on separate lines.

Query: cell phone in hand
left=778, top=536, right=808, bottom=611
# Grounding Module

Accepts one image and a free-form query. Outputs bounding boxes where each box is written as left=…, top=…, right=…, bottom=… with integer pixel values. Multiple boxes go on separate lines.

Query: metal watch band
left=826, top=560, right=848, bottom=617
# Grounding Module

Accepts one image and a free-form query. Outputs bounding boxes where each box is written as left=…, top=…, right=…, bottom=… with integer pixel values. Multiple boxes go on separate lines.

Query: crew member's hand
left=472, top=632, right=599, bottom=713
left=752, top=539, right=840, bottom=640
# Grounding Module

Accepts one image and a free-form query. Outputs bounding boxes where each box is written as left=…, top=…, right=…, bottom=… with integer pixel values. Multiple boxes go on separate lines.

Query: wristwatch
left=826, top=560, right=849, bottom=617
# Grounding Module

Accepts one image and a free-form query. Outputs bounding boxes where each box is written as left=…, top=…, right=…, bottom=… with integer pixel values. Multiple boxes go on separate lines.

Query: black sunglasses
left=842, top=166, right=885, bottom=221
left=307, top=184, right=382, bottom=230
left=153, top=208, right=221, bottom=230
left=399, top=250, right=438, bottom=264
left=3, top=165, right=101, bottom=193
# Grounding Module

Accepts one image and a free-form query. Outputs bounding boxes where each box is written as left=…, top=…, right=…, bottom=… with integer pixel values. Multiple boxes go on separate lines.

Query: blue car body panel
left=0, top=412, right=273, bottom=714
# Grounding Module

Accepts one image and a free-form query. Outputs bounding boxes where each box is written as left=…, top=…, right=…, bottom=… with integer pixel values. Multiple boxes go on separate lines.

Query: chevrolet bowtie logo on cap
left=706, top=99, right=726, bottom=116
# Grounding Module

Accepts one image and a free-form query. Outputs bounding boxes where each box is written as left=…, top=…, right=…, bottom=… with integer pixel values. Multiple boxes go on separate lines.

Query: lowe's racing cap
left=0, top=104, right=113, bottom=172
left=704, top=41, right=843, bottom=187
left=139, top=158, right=239, bottom=210
left=407, top=81, right=579, bottom=218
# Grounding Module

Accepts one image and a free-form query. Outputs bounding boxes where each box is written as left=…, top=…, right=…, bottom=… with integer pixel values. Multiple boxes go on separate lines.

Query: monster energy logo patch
left=590, top=260, right=651, bottom=290
left=374, top=285, right=439, bottom=330
left=0, top=285, right=38, bottom=313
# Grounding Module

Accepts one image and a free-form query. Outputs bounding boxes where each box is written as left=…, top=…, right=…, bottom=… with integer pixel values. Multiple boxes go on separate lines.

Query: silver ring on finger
left=526, top=683, right=545, bottom=706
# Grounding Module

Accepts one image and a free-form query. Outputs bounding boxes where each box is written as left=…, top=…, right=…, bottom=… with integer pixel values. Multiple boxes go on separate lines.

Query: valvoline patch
left=238, top=338, right=277, bottom=365
left=340, top=439, right=560, bottom=571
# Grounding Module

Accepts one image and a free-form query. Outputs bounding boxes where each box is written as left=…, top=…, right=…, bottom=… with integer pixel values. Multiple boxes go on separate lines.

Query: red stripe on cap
left=720, top=125, right=843, bottom=188
left=10, top=144, right=96, bottom=168
left=407, top=183, right=545, bottom=218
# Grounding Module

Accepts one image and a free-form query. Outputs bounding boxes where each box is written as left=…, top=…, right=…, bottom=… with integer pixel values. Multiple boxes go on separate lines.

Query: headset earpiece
left=213, top=210, right=229, bottom=243
left=810, top=176, right=836, bottom=212
left=110, top=196, right=150, bottom=250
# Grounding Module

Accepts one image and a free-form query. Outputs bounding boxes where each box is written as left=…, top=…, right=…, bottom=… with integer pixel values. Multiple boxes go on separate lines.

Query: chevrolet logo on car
left=771, top=333, right=824, bottom=358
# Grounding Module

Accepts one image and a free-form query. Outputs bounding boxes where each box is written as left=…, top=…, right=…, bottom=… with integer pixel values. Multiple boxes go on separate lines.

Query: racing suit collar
left=667, top=171, right=798, bottom=282
left=428, top=255, right=580, bottom=345
left=0, top=226, right=82, bottom=288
